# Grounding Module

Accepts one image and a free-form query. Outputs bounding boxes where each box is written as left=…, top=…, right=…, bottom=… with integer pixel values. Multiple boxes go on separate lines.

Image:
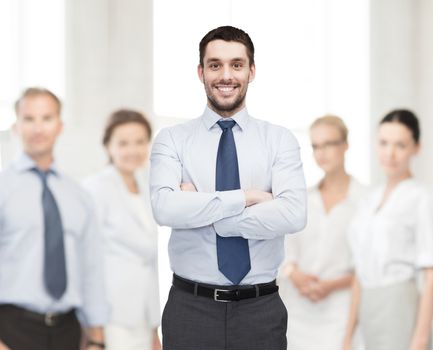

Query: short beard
left=207, top=93, right=246, bottom=116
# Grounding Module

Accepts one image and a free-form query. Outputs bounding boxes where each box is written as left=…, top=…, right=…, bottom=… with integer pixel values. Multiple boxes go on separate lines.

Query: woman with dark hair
left=343, top=109, right=433, bottom=350
left=83, top=109, right=161, bottom=350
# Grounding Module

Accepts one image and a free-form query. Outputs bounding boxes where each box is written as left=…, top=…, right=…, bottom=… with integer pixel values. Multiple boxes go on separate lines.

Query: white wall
left=414, top=0, right=433, bottom=187
left=370, top=0, right=433, bottom=187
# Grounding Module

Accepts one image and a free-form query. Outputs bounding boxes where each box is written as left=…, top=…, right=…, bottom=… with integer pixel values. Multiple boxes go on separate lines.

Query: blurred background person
left=0, top=88, right=108, bottom=350
left=83, top=109, right=161, bottom=350
left=343, top=109, right=433, bottom=350
left=279, top=115, right=364, bottom=350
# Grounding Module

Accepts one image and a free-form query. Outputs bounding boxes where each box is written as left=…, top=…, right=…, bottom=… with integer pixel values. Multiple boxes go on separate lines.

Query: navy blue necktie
left=216, top=120, right=251, bottom=284
left=34, top=169, right=67, bottom=300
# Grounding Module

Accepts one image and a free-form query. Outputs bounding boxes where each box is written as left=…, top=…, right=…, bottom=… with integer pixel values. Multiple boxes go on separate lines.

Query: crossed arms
left=149, top=128, right=307, bottom=240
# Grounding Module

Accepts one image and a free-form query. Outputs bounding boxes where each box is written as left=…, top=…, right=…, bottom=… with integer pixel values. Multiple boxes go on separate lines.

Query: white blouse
left=285, top=178, right=364, bottom=278
left=128, top=192, right=157, bottom=238
left=280, top=178, right=364, bottom=316
left=348, top=178, right=433, bottom=288
left=83, top=166, right=160, bottom=328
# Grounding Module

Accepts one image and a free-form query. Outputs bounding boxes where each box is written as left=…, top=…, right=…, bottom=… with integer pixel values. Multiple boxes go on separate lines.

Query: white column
left=369, top=0, right=416, bottom=184
left=59, top=0, right=154, bottom=179
left=414, top=0, right=433, bottom=187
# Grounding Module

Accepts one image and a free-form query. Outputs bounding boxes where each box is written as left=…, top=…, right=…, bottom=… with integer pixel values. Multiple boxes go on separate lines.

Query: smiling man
left=0, top=88, right=108, bottom=350
left=150, top=26, right=307, bottom=350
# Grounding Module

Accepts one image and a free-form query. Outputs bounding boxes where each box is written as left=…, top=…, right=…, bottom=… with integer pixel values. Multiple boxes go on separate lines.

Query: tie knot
left=217, top=120, right=236, bottom=131
left=32, top=168, right=49, bottom=183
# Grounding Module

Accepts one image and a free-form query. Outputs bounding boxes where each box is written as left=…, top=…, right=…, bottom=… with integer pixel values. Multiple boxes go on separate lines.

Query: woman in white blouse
left=343, top=109, right=433, bottom=350
left=83, top=110, right=161, bottom=350
left=279, top=115, right=364, bottom=350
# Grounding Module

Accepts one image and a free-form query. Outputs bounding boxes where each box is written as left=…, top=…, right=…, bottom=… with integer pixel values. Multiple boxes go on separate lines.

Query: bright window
left=0, top=0, right=65, bottom=168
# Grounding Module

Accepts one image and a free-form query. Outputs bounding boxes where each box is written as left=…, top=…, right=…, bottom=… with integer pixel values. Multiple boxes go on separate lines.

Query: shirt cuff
left=216, top=189, right=245, bottom=219
left=416, top=255, right=433, bottom=269
left=213, top=214, right=241, bottom=237
left=76, top=303, right=110, bottom=327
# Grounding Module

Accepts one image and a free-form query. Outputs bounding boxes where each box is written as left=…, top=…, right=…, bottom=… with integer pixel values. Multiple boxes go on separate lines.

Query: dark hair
left=380, top=109, right=420, bottom=144
left=15, top=87, right=62, bottom=115
left=199, top=26, right=255, bottom=67
left=103, top=109, right=152, bottom=146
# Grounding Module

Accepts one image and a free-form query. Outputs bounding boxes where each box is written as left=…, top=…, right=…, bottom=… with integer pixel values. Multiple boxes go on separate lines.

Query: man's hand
left=180, top=184, right=273, bottom=209
left=180, top=183, right=197, bottom=192
left=244, top=189, right=273, bottom=207
left=84, top=327, right=104, bottom=350
left=152, top=329, right=162, bottom=350
left=0, top=341, right=10, bottom=350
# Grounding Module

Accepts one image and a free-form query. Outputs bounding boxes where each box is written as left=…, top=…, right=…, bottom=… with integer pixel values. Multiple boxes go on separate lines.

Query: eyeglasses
left=311, top=140, right=345, bottom=151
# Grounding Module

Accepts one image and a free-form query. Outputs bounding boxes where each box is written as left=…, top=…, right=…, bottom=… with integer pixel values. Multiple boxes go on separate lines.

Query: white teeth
left=218, top=86, right=234, bottom=92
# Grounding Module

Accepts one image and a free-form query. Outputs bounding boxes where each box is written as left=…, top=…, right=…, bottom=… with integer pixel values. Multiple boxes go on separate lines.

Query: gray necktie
left=34, top=168, right=67, bottom=299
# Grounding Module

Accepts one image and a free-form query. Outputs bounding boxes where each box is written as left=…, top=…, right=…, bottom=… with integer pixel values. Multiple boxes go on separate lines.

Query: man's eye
left=233, top=63, right=242, bottom=69
left=209, top=64, right=220, bottom=70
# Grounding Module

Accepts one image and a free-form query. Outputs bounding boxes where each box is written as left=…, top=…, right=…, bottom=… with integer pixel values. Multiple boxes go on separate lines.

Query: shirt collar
left=312, top=176, right=357, bottom=203
left=13, top=152, right=60, bottom=176
left=201, top=106, right=250, bottom=131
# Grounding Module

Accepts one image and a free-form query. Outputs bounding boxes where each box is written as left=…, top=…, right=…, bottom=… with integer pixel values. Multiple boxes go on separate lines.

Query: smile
left=217, top=86, right=235, bottom=91
left=215, top=85, right=239, bottom=95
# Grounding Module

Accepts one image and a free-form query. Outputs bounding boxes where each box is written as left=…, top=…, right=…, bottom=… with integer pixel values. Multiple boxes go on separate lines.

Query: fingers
left=264, top=191, right=273, bottom=201
left=260, top=191, right=273, bottom=202
left=180, top=183, right=197, bottom=192
left=244, top=189, right=274, bottom=207
left=298, top=278, right=327, bottom=302
left=0, top=342, right=11, bottom=350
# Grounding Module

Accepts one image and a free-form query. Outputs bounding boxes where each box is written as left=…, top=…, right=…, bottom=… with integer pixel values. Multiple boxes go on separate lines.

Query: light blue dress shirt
left=0, top=153, right=109, bottom=326
left=150, top=107, right=307, bottom=285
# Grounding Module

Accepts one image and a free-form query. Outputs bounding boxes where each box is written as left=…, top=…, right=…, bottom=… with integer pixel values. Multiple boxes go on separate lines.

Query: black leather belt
left=172, top=274, right=279, bottom=302
left=0, top=304, right=76, bottom=327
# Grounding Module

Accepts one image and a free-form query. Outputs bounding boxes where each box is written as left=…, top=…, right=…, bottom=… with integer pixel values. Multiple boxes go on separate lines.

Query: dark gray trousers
left=162, top=285, right=287, bottom=350
left=0, top=305, right=81, bottom=350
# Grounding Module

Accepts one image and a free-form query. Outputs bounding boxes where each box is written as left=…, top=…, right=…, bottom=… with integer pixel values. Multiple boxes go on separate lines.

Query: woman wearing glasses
left=343, top=109, right=433, bottom=350
left=279, top=115, right=364, bottom=349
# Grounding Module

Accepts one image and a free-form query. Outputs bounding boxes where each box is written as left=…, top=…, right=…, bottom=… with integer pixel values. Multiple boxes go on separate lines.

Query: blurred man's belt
left=172, top=274, right=278, bottom=302
left=0, top=304, right=75, bottom=327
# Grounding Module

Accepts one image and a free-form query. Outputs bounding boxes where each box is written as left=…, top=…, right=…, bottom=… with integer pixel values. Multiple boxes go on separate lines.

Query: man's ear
left=57, top=120, right=64, bottom=136
left=197, top=64, right=204, bottom=83
left=12, top=121, right=18, bottom=135
left=249, top=64, right=256, bottom=83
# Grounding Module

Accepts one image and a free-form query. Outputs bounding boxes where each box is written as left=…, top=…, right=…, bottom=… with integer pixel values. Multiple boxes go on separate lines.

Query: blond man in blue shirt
left=0, top=88, right=108, bottom=350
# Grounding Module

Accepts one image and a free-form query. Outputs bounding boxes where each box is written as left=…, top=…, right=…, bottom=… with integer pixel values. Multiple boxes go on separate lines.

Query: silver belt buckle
left=45, top=313, right=56, bottom=326
left=214, top=289, right=231, bottom=302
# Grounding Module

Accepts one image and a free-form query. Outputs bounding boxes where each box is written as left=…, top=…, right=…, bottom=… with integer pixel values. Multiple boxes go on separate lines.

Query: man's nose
left=221, top=65, right=232, bottom=80
left=34, top=122, right=44, bottom=133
